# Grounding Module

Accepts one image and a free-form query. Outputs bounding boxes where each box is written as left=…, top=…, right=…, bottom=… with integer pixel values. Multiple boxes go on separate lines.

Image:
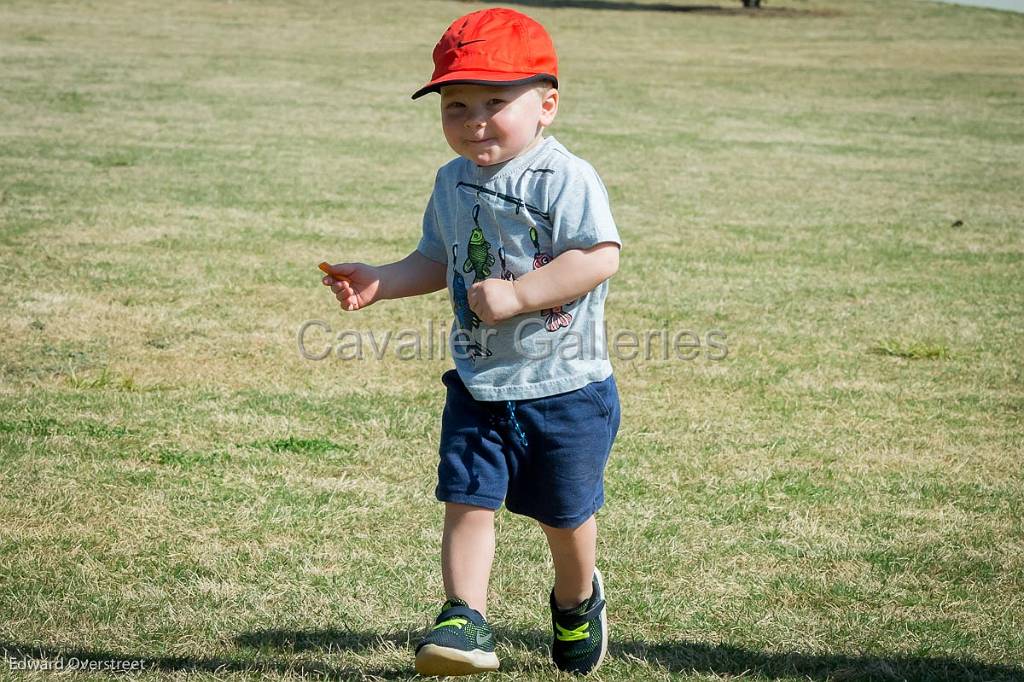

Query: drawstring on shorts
left=505, top=400, right=529, bottom=449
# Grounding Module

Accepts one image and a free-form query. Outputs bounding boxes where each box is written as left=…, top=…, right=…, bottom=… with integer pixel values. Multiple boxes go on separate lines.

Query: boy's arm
left=378, top=250, right=448, bottom=300
left=322, top=250, right=447, bottom=311
left=467, top=242, right=619, bottom=325
left=514, top=242, right=619, bottom=311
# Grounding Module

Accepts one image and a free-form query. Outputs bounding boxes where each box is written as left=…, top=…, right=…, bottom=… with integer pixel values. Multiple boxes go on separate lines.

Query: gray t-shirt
left=417, top=136, right=621, bottom=401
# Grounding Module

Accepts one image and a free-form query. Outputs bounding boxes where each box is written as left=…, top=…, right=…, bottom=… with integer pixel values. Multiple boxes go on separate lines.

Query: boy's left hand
left=468, top=279, right=523, bottom=326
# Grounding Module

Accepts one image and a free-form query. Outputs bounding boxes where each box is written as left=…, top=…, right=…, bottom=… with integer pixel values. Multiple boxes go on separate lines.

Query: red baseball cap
left=411, top=8, right=558, bottom=100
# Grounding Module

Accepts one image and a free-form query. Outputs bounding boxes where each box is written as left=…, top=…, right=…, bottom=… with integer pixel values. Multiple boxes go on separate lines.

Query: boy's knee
left=445, top=502, right=495, bottom=517
left=538, top=514, right=595, bottom=535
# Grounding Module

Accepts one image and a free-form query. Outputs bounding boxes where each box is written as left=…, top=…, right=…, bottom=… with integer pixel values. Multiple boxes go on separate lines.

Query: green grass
left=868, top=340, right=951, bottom=360
left=1, top=0, right=1023, bottom=680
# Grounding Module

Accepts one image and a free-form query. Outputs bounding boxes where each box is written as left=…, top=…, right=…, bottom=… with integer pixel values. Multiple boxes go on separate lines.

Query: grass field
left=1, top=0, right=1023, bottom=679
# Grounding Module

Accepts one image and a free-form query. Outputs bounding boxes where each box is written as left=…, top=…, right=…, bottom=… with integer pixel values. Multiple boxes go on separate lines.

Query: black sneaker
left=415, top=598, right=499, bottom=676
left=549, top=568, right=608, bottom=675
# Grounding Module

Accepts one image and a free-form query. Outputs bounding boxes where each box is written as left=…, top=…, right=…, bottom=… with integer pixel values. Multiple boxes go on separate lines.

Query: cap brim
left=411, top=72, right=557, bottom=100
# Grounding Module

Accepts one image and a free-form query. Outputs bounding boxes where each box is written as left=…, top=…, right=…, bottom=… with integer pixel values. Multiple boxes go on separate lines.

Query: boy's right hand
left=320, top=262, right=383, bottom=311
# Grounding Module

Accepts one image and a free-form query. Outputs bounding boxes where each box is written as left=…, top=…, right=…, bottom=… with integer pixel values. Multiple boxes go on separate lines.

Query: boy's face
left=440, top=82, right=558, bottom=166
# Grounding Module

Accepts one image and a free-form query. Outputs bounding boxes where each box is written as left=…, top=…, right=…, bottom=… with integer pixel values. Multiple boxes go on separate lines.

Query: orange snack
left=318, top=262, right=347, bottom=281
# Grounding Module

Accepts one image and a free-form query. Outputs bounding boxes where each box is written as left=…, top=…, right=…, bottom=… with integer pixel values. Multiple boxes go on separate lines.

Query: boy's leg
left=442, top=502, right=496, bottom=616
left=539, top=515, right=596, bottom=610
left=541, top=514, right=608, bottom=675
left=415, top=502, right=499, bottom=675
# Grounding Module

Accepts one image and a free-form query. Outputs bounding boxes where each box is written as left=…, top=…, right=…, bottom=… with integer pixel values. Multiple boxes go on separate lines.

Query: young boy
left=321, top=8, right=621, bottom=676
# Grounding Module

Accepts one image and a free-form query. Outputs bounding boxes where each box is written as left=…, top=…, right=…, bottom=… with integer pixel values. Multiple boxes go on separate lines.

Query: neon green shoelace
left=555, top=622, right=590, bottom=642
left=433, top=617, right=468, bottom=630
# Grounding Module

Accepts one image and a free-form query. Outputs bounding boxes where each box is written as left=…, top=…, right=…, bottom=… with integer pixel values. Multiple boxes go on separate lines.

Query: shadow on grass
left=235, top=627, right=1024, bottom=681
left=469, top=0, right=839, bottom=17
left=609, top=637, right=1024, bottom=681
left=235, top=626, right=419, bottom=652
left=5, top=630, right=1021, bottom=680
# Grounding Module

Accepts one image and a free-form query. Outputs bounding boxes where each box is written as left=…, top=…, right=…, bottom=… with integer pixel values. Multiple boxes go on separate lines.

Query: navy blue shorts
left=435, top=369, right=621, bottom=529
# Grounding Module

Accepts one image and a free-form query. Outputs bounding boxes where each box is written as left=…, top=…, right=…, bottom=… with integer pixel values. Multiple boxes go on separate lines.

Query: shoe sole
left=415, top=644, right=500, bottom=676
left=593, top=567, right=608, bottom=673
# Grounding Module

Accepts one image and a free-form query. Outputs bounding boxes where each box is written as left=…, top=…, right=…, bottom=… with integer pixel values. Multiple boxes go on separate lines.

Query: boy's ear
left=539, top=87, right=558, bottom=127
